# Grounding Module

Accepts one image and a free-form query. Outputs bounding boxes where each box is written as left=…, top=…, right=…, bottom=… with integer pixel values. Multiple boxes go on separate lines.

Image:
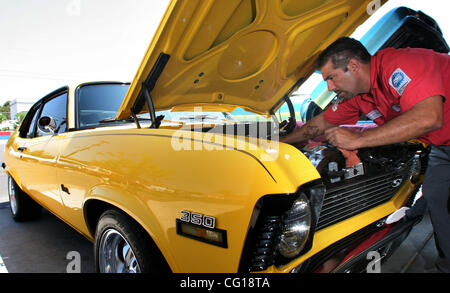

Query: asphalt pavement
left=0, top=201, right=94, bottom=273
left=0, top=140, right=442, bottom=273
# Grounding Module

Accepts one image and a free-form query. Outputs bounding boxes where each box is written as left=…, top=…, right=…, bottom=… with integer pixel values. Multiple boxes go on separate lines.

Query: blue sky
left=0, top=0, right=449, bottom=106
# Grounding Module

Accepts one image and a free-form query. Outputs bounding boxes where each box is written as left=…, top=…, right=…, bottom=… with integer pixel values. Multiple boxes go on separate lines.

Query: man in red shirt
left=281, top=37, right=450, bottom=273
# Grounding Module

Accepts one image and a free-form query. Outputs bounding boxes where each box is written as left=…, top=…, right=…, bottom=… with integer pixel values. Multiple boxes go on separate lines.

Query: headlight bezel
left=239, top=180, right=326, bottom=272
left=275, top=181, right=325, bottom=262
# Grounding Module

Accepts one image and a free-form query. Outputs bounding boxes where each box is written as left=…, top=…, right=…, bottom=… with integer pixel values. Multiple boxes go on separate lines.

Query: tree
left=13, top=112, right=27, bottom=130
left=0, top=101, right=11, bottom=120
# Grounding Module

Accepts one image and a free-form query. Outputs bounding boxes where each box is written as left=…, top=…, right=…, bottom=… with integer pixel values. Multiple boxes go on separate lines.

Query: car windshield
left=77, top=83, right=130, bottom=128
left=77, top=83, right=274, bottom=128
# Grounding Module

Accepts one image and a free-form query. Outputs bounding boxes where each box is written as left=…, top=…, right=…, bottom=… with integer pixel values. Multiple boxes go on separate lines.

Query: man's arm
left=325, top=95, right=444, bottom=150
left=280, top=112, right=336, bottom=145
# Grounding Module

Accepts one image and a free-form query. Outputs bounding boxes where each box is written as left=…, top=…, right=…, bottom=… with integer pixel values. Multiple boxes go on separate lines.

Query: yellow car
left=1, top=0, right=433, bottom=273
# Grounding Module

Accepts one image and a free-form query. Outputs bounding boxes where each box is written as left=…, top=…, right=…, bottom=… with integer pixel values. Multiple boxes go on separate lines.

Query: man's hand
left=279, top=113, right=336, bottom=145
left=325, top=127, right=362, bottom=150
left=324, top=95, right=444, bottom=150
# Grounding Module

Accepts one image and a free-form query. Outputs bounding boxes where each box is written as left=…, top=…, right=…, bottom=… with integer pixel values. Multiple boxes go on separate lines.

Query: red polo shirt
left=323, top=47, right=450, bottom=146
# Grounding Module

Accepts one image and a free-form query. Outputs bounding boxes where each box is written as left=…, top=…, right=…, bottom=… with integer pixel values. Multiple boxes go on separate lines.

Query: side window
left=26, top=108, right=40, bottom=138
left=36, top=93, right=68, bottom=137
left=18, top=104, right=41, bottom=138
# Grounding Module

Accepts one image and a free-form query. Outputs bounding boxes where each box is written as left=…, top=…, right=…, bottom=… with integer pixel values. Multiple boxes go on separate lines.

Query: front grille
left=316, top=159, right=413, bottom=230
left=248, top=215, right=282, bottom=271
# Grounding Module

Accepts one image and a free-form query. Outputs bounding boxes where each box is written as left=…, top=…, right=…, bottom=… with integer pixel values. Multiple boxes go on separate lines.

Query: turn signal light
left=176, top=220, right=228, bottom=248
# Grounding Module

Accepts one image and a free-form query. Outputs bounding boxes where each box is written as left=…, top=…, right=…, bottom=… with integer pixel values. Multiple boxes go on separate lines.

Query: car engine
left=300, top=141, right=428, bottom=230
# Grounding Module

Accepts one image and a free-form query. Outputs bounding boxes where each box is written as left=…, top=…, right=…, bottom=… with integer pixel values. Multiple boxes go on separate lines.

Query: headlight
left=409, top=152, right=422, bottom=183
left=277, top=193, right=311, bottom=258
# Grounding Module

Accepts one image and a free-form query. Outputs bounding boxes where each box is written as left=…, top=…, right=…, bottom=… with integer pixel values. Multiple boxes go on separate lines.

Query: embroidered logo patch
left=389, top=68, right=411, bottom=95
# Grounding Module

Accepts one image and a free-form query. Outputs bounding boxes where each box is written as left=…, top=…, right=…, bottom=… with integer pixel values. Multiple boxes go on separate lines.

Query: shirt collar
left=357, top=53, right=380, bottom=103
left=370, top=53, right=379, bottom=92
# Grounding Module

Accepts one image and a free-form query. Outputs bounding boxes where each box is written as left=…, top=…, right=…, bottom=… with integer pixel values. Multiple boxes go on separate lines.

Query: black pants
left=409, top=145, right=450, bottom=273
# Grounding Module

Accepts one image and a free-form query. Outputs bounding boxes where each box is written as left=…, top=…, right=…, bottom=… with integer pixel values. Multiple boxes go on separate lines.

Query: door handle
left=17, top=146, right=28, bottom=152
left=61, top=184, right=70, bottom=195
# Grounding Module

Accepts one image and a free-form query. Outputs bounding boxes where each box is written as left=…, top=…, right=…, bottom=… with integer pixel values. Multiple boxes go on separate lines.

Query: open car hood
left=116, top=0, right=385, bottom=119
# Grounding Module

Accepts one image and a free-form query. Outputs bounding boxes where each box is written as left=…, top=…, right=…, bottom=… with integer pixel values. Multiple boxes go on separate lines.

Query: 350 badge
left=180, top=211, right=216, bottom=229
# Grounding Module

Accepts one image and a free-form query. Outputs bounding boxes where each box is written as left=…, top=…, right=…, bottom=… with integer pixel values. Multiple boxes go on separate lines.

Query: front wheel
left=94, top=209, right=170, bottom=273
left=8, top=175, right=41, bottom=222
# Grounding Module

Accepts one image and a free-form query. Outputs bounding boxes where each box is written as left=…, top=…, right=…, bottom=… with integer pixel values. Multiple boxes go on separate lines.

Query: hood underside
left=116, top=0, right=384, bottom=119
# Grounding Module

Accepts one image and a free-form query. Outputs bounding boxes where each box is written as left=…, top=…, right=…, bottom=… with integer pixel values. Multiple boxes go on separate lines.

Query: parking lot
left=0, top=140, right=441, bottom=273
left=0, top=201, right=94, bottom=273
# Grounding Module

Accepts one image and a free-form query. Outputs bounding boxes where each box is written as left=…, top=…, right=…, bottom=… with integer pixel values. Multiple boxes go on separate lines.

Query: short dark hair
left=315, top=37, right=371, bottom=71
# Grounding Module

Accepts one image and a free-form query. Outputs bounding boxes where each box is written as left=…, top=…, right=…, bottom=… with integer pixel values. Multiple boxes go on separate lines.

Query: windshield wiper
left=99, top=117, right=137, bottom=123
left=99, top=115, right=165, bottom=129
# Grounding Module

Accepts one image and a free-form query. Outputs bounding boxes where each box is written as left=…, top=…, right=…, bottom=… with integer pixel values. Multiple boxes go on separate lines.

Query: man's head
left=316, top=37, right=371, bottom=99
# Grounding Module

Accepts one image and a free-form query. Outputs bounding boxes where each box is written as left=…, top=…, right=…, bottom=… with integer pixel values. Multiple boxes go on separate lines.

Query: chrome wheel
left=8, top=176, right=18, bottom=216
left=98, top=229, right=141, bottom=273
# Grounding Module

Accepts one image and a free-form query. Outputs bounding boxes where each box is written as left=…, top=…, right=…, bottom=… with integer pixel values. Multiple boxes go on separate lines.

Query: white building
left=10, top=98, right=35, bottom=120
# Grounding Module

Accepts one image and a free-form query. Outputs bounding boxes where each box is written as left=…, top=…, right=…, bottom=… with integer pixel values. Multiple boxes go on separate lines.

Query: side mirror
left=38, top=116, right=57, bottom=134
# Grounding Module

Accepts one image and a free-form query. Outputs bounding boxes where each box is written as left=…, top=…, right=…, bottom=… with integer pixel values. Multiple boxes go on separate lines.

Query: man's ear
left=347, top=58, right=360, bottom=73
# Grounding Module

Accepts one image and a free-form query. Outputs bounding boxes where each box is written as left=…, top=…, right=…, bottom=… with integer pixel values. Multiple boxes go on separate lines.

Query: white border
left=0, top=254, right=8, bottom=273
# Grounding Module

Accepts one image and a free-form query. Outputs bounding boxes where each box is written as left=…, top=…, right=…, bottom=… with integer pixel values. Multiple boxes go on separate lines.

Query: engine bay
left=300, top=141, right=428, bottom=187
left=298, top=140, right=429, bottom=231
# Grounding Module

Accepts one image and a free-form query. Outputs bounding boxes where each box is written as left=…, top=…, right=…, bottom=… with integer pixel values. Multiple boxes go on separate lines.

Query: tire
left=304, top=101, right=323, bottom=121
left=94, top=208, right=170, bottom=273
left=8, top=175, right=42, bottom=222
